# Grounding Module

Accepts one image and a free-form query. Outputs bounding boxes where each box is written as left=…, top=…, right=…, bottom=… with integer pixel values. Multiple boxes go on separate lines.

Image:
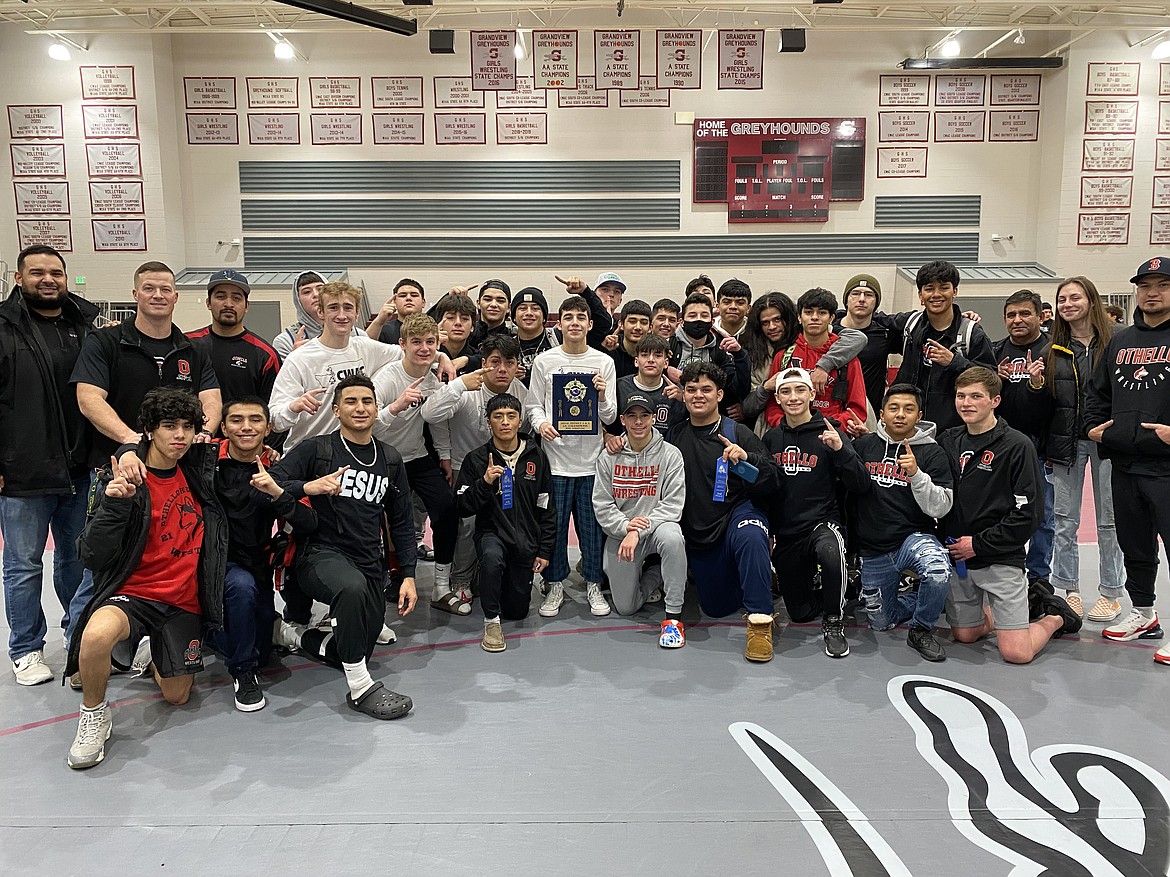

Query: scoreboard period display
left=693, top=117, right=866, bottom=222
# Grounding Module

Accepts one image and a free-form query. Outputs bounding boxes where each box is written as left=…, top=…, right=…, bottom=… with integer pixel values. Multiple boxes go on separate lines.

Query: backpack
left=778, top=340, right=849, bottom=401
left=902, top=310, right=975, bottom=359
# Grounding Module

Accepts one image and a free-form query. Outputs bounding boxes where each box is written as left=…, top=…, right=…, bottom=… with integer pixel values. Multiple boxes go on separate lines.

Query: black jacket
left=667, top=415, right=778, bottom=548
left=761, top=412, right=869, bottom=539
left=938, top=418, right=1043, bottom=570
left=894, top=305, right=997, bottom=430
left=1084, top=311, right=1170, bottom=475
left=0, top=288, right=99, bottom=494
left=991, top=335, right=1055, bottom=441
left=669, top=330, right=752, bottom=404
left=67, top=443, right=228, bottom=677
left=1043, top=338, right=1098, bottom=468
left=455, top=438, right=556, bottom=561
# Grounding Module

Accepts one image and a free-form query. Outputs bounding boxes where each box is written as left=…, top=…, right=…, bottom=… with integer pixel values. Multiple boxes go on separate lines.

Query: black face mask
left=683, top=319, right=712, bottom=339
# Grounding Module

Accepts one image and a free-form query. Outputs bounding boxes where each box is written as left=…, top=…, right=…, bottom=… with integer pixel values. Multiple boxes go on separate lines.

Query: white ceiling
left=2, top=1, right=1168, bottom=38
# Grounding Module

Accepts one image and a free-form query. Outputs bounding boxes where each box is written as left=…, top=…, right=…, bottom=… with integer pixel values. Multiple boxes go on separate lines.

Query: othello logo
left=1113, top=345, right=1170, bottom=390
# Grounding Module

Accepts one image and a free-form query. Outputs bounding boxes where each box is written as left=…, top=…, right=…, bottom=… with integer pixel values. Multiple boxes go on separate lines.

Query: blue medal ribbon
left=713, top=457, right=729, bottom=503
left=501, top=466, right=514, bottom=510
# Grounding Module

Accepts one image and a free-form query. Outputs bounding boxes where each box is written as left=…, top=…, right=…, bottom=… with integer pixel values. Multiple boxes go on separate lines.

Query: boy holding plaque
left=525, top=295, right=618, bottom=619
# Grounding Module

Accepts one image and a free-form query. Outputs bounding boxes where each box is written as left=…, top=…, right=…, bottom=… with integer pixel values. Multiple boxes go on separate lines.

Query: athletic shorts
left=944, top=564, right=1029, bottom=632
left=103, top=594, right=204, bottom=677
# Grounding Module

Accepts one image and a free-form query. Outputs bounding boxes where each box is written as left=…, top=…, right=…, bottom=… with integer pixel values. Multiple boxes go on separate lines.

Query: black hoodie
left=455, top=437, right=556, bottom=561
left=667, top=416, right=777, bottom=548
left=761, top=411, right=869, bottom=539
left=1084, top=309, right=1170, bottom=475
left=938, top=417, right=1042, bottom=570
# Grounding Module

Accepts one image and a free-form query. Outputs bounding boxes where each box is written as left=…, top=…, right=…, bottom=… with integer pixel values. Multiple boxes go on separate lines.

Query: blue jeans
left=0, top=477, right=90, bottom=660
left=1051, top=439, right=1124, bottom=598
left=1025, top=438, right=1055, bottom=582
left=207, top=562, right=274, bottom=675
left=860, top=532, right=952, bottom=631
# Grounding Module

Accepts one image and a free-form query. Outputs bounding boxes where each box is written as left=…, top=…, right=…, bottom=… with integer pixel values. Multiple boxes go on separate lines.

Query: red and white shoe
left=1102, top=609, right=1162, bottom=642
left=659, top=619, right=685, bottom=649
left=1155, top=643, right=1170, bottom=666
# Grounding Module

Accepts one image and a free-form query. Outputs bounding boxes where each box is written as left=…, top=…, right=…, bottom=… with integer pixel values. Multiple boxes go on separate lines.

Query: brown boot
left=745, top=613, right=777, bottom=662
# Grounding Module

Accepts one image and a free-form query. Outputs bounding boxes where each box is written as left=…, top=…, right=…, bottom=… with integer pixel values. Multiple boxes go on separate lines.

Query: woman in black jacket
left=1043, top=275, right=1124, bottom=623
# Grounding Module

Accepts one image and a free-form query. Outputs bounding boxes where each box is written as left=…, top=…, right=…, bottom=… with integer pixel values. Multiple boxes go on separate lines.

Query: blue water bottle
left=945, top=538, right=967, bottom=578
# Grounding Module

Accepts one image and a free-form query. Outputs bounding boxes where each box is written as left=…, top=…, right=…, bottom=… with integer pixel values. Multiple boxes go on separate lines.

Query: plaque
left=552, top=372, right=599, bottom=434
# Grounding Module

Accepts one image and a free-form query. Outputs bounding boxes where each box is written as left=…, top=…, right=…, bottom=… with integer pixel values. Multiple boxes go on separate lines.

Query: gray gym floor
left=1, top=544, right=1168, bottom=877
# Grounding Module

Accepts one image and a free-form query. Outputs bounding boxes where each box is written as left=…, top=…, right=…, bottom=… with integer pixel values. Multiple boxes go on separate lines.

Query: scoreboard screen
left=693, top=117, right=866, bottom=222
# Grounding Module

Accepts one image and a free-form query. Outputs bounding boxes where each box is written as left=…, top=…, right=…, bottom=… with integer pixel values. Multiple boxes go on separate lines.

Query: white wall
left=0, top=23, right=1160, bottom=331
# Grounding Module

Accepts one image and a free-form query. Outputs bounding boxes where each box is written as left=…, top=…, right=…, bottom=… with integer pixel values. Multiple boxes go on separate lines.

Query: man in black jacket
left=667, top=361, right=779, bottom=662
left=939, top=367, right=1080, bottom=664
left=267, top=375, right=417, bottom=720
left=762, top=367, right=870, bottom=659
left=894, top=261, right=997, bottom=431
left=1086, top=257, right=1170, bottom=665
left=455, top=393, right=555, bottom=652
left=0, top=246, right=100, bottom=687
left=67, top=389, right=227, bottom=769
left=991, top=289, right=1056, bottom=591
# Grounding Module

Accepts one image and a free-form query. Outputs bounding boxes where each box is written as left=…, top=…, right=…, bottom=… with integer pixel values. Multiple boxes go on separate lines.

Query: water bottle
left=945, top=538, right=968, bottom=578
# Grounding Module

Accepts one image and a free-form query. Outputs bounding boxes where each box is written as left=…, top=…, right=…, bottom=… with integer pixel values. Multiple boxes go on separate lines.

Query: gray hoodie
left=591, top=428, right=686, bottom=540
left=871, top=418, right=953, bottom=518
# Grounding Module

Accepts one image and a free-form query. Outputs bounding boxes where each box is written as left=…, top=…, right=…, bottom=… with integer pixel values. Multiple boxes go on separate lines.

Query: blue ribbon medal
left=501, top=466, right=514, bottom=510
left=713, top=457, right=729, bottom=503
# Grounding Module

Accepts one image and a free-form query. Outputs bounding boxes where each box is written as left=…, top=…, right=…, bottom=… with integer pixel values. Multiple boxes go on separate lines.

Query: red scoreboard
left=693, top=117, right=866, bottom=222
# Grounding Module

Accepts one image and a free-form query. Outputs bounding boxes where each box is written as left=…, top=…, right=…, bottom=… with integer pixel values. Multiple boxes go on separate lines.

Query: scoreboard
left=693, top=117, right=866, bottom=222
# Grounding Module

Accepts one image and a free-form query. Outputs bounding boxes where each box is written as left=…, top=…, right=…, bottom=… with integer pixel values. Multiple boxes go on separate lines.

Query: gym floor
left=1, top=543, right=1167, bottom=877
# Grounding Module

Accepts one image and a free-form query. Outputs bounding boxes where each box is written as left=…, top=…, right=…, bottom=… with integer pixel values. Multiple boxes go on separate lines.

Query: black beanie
left=511, top=286, right=549, bottom=319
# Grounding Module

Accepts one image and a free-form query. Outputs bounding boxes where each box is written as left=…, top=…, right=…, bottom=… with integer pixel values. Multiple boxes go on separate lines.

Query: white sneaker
left=13, top=650, right=53, bottom=686
left=586, top=582, right=611, bottom=617
left=67, top=703, right=112, bottom=770
left=539, top=582, right=565, bottom=617
left=376, top=624, right=397, bottom=645
left=1156, top=643, right=1170, bottom=666
left=273, top=619, right=306, bottom=651
left=130, top=638, right=152, bottom=677
left=1102, top=609, right=1162, bottom=642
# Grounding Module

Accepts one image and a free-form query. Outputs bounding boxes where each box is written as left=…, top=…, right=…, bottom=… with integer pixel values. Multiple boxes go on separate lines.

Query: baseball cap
left=775, top=367, right=815, bottom=393
left=1130, top=257, right=1170, bottom=284
left=843, top=273, right=881, bottom=304
left=595, top=272, right=627, bottom=293
left=208, top=269, right=250, bottom=297
left=622, top=392, right=654, bottom=414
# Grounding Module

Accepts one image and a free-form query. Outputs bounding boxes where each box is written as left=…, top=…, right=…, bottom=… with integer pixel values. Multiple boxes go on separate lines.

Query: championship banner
left=657, top=30, right=701, bottom=90
left=533, top=30, right=578, bottom=89
left=471, top=31, right=517, bottom=91
left=718, top=30, right=763, bottom=89
left=595, top=30, right=639, bottom=90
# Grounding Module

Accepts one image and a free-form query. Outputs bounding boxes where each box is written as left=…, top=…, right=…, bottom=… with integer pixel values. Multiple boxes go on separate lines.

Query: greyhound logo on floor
left=731, top=675, right=1170, bottom=876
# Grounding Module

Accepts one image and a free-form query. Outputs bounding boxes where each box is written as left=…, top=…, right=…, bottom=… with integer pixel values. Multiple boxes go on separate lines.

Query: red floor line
left=0, top=620, right=1160, bottom=740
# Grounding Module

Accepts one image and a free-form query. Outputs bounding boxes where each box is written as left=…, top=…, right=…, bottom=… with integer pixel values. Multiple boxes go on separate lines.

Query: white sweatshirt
left=424, top=378, right=529, bottom=470
left=525, top=346, right=617, bottom=477
left=372, top=361, right=451, bottom=462
left=269, top=336, right=402, bottom=450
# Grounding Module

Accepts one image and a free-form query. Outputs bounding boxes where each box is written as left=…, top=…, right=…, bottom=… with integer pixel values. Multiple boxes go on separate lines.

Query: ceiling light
left=274, top=40, right=296, bottom=60
left=1013, top=29, right=1025, bottom=46
left=941, top=39, right=961, bottom=57
left=1154, top=39, right=1170, bottom=60
left=48, top=41, right=71, bottom=61
left=514, top=30, right=526, bottom=60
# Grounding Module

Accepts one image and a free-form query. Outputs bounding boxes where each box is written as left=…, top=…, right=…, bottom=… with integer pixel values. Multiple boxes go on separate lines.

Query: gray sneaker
left=539, top=582, right=565, bottom=617
left=67, top=704, right=112, bottom=770
left=13, top=650, right=53, bottom=686
left=907, top=626, right=946, bottom=662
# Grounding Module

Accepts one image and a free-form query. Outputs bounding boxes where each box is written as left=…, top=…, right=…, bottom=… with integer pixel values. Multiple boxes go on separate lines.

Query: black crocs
left=346, top=681, right=413, bottom=720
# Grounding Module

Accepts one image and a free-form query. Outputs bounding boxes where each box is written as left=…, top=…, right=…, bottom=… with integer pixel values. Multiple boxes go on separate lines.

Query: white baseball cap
left=775, top=367, right=815, bottom=393
left=594, top=272, right=626, bottom=293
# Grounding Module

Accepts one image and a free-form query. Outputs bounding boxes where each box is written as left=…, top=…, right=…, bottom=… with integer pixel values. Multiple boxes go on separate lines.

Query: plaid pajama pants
left=548, top=474, right=605, bottom=584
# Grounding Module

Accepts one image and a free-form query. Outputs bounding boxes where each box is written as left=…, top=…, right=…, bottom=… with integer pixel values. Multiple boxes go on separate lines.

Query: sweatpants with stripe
left=773, top=521, right=847, bottom=623
left=548, top=474, right=604, bottom=584
left=686, top=501, right=774, bottom=618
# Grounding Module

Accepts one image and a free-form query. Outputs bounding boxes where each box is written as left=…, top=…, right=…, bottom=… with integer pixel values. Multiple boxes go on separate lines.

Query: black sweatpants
left=295, top=545, right=383, bottom=664
left=475, top=532, right=534, bottom=621
left=404, top=457, right=457, bottom=565
left=1112, top=467, right=1170, bottom=609
left=772, top=521, right=848, bottom=623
